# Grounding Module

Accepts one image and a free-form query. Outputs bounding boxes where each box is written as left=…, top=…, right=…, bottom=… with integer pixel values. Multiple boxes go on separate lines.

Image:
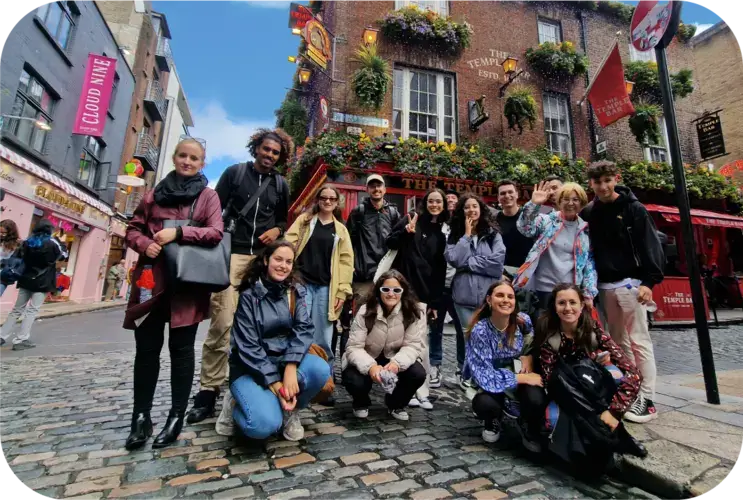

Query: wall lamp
left=498, top=56, right=524, bottom=98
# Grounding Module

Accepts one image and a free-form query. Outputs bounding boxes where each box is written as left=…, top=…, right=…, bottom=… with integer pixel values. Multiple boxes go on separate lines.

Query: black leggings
left=342, top=359, right=427, bottom=410
left=133, top=310, right=198, bottom=415
left=472, top=385, right=548, bottom=433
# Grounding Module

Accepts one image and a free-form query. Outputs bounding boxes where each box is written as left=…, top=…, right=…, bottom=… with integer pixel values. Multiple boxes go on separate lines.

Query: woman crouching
left=229, top=241, right=330, bottom=441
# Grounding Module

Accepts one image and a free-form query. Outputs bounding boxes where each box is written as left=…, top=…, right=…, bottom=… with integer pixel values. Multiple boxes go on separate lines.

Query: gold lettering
left=414, top=179, right=427, bottom=191
left=444, top=182, right=455, bottom=191
left=403, top=178, right=414, bottom=189
left=428, top=180, right=437, bottom=190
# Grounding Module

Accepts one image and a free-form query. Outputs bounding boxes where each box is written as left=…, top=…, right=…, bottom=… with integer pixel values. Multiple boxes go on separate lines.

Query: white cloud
left=189, top=101, right=274, bottom=164
left=694, top=23, right=714, bottom=36
left=235, top=1, right=292, bottom=8
left=208, top=179, right=218, bottom=190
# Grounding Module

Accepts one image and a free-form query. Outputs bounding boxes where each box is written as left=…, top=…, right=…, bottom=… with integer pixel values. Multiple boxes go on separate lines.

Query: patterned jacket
left=513, top=202, right=598, bottom=299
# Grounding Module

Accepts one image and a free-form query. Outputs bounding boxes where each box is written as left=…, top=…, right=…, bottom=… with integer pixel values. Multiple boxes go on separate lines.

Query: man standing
left=582, top=161, right=664, bottom=423
left=541, top=175, right=563, bottom=214
left=494, top=180, right=534, bottom=276
left=187, top=128, right=293, bottom=423
left=105, top=260, right=125, bottom=301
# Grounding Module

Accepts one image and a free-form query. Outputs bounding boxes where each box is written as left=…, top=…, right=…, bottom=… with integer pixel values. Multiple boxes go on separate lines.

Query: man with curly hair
left=187, top=128, right=293, bottom=424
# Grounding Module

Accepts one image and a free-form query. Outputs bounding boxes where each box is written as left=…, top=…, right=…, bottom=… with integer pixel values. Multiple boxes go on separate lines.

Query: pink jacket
left=123, top=188, right=223, bottom=329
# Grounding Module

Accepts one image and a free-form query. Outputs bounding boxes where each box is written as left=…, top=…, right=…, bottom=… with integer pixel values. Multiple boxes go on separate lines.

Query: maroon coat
left=123, top=188, right=224, bottom=330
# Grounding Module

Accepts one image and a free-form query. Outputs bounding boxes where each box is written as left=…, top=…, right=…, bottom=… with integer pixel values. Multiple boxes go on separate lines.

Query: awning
left=645, top=204, right=743, bottom=230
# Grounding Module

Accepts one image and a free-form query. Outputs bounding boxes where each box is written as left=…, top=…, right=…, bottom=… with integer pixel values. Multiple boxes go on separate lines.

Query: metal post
left=655, top=45, right=720, bottom=405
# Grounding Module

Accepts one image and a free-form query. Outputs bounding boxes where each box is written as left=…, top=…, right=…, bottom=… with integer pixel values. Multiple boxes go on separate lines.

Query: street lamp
left=288, top=56, right=297, bottom=63
left=292, top=27, right=302, bottom=35
left=299, top=68, right=312, bottom=84
left=362, top=27, right=379, bottom=45
left=498, top=56, right=524, bottom=98
left=0, top=115, right=51, bottom=131
left=625, top=80, right=635, bottom=95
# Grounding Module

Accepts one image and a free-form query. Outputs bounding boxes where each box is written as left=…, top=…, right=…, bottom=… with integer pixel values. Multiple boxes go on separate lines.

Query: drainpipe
left=578, top=9, right=598, bottom=160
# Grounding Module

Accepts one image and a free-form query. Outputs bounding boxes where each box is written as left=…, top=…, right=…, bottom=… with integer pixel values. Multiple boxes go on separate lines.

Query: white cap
left=366, top=174, right=385, bottom=186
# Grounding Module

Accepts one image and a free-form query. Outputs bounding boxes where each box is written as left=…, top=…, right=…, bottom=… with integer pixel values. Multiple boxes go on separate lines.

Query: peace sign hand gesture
left=405, top=212, right=418, bottom=234
left=531, top=181, right=551, bottom=206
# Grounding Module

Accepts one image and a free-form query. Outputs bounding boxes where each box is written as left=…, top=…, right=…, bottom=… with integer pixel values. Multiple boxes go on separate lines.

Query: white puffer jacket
left=342, top=303, right=427, bottom=375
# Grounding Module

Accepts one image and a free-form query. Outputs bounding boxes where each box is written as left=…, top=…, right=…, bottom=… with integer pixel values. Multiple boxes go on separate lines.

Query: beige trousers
left=199, top=253, right=255, bottom=390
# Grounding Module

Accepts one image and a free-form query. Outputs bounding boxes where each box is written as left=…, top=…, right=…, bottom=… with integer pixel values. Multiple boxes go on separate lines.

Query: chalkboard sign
left=696, top=114, right=726, bottom=160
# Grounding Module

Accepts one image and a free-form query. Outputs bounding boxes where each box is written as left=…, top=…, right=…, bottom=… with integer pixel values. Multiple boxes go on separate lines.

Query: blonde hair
left=557, top=182, right=588, bottom=207
left=173, top=138, right=206, bottom=161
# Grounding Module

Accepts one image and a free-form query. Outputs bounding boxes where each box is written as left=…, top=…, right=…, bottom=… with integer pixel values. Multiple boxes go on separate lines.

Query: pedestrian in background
left=445, top=193, right=506, bottom=386
left=284, top=185, right=354, bottom=405
left=0, top=219, right=66, bottom=350
left=123, top=138, right=223, bottom=450
left=188, top=128, right=292, bottom=425
left=105, top=259, right=126, bottom=301
left=125, top=260, right=137, bottom=301
left=228, top=241, right=330, bottom=441
left=342, top=270, right=427, bottom=421
left=0, top=219, right=21, bottom=297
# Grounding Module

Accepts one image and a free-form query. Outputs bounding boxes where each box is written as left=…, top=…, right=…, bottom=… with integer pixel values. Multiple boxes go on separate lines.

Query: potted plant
left=628, top=102, right=662, bottom=145
left=379, top=5, right=473, bottom=57
left=525, top=41, right=589, bottom=80
left=351, top=43, right=392, bottom=111
left=503, top=86, right=538, bottom=134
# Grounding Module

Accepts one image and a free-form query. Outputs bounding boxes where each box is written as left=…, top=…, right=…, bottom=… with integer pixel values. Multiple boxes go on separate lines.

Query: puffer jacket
left=229, top=279, right=314, bottom=387
left=17, top=238, right=66, bottom=293
left=342, top=303, right=427, bottom=375
left=445, top=228, right=506, bottom=308
left=513, top=201, right=598, bottom=299
left=346, top=198, right=401, bottom=282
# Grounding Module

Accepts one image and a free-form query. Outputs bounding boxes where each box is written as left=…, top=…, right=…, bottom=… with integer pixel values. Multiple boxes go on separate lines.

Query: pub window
left=543, top=92, right=573, bottom=158
left=79, top=136, right=104, bottom=189
left=538, top=18, right=562, bottom=44
left=629, top=43, right=656, bottom=63
left=645, top=116, right=670, bottom=163
left=109, top=73, right=120, bottom=113
left=3, top=68, right=56, bottom=154
left=393, top=67, right=456, bottom=144
left=35, top=2, right=78, bottom=51
left=394, top=0, right=448, bottom=16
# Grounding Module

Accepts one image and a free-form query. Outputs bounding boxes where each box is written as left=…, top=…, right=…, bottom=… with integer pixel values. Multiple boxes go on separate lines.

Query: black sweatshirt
left=580, top=186, right=664, bottom=288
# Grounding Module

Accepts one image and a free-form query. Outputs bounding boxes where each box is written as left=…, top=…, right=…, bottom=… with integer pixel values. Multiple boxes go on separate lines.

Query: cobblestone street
left=652, top=323, right=743, bottom=376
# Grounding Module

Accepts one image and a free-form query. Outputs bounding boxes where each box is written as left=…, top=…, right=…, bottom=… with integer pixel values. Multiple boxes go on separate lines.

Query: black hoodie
left=580, top=186, right=664, bottom=288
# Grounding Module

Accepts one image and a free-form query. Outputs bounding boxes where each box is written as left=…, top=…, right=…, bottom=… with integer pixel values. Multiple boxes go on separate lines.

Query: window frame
left=538, top=18, right=562, bottom=45
left=78, top=136, right=104, bottom=189
left=542, top=92, right=574, bottom=158
left=3, top=69, right=56, bottom=155
left=393, top=66, right=457, bottom=144
left=645, top=116, right=670, bottom=163
left=35, top=2, right=76, bottom=51
left=629, top=43, right=656, bottom=63
left=394, top=0, right=448, bottom=16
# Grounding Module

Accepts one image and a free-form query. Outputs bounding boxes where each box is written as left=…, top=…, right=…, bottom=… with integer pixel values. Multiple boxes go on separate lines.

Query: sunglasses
left=179, top=134, right=207, bottom=149
left=319, top=196, right=338, bottom=202
left=380, top=286, right=404, bottom=295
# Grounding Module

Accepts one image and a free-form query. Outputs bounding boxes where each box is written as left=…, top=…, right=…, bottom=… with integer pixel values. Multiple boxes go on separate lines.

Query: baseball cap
left=366, top=174, right=385, bottom=186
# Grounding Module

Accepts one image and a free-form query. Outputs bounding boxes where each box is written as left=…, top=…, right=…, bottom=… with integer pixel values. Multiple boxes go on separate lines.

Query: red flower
left=136, top=269, right=156, bottom=290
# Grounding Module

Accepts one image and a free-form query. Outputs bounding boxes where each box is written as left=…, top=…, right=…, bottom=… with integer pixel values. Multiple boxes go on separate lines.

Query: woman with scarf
left=0, top=219, right=66, bottom=349
left=123, top=138, right=223, bottom=450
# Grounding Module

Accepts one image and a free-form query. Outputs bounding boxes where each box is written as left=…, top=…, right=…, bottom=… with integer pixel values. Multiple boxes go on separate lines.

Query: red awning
left=644, top=204, right=743, bottom=229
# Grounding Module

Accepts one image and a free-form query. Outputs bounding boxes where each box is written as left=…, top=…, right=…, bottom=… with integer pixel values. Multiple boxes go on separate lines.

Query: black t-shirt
left=298, top=220, right=335, bottom=286
left=497, top=208, right=535, bottom=268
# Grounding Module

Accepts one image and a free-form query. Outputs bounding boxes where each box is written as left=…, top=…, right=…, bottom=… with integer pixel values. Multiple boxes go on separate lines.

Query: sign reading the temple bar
left=303, top=19, right=332, bottom=70
left=288, top=2, right=313, bottom=30
left=696, top=112, right=727, bottom=160
left=73, top=54, right=117, bottom=137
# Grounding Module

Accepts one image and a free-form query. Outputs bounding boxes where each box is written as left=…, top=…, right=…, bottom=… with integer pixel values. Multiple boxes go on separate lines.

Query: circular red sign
left=630, top=1, right=674, bottom=52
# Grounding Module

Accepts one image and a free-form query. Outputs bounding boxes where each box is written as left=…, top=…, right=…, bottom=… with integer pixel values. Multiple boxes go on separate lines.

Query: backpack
left=353, top=201, right=400, bottom=228
left=228, top=162, right=288, bottom=217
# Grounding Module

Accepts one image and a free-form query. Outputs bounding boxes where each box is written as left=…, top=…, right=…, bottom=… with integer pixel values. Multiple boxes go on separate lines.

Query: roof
left=690, top=21, right=729, bottom=47
left=151, top=11, right=172, bottom=39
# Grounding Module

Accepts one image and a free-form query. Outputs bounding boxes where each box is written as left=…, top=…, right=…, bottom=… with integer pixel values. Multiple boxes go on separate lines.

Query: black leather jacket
left=346, top=199, right=400, bottom=282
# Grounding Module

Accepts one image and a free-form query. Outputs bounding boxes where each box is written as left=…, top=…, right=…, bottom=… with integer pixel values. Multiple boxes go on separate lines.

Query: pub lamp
left=299, top=68, right=312, bottom=84
left=288, top=56, right=297, bottom=63
left=0, top=115, right=51, bottom=131
left=292, top=28, right=302, bottom=35
left=625, top=80, right=635, bottom=95
left=498, top=56, right=524, bottom=98
left=362, top=27, right=379, bottom=45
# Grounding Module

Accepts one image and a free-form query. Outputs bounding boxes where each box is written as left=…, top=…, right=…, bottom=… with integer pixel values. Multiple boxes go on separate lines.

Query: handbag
left=0, top=247, right=25, bottom=285
left=163, top=196, right=231, bottom=293
left=372, top=249, right=398, bottom=283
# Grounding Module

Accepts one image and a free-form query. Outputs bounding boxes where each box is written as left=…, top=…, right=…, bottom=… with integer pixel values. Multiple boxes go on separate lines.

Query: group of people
left=2, top=125, right=666, bottom=474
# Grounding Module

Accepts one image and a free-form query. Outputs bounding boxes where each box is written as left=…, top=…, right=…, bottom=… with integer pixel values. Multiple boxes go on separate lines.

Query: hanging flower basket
left=351, top=43, right=392, bottom=111
left=525, top=41, right=589, bottom=80
left=628, top=102, right=662, bottom=145
left=379, top=5, right=473, bottom=57
left=503, top=86, right=538, bottom=135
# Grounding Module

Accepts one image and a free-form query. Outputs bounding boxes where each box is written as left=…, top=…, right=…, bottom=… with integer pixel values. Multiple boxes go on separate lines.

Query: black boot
left=125, top=412, right=153, bottom=451
left=616, top=423, right=648, bottom=458
left=186, top=389, right=219, bottom=424
left=153, top=410, right=185, bottom=448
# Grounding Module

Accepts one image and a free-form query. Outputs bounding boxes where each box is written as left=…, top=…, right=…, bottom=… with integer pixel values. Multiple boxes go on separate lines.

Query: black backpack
left=227, top=162, right=288, bottom=217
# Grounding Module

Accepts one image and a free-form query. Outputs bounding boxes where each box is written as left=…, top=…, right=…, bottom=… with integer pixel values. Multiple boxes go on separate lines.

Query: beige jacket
left=341, top=303, right=427, bottom=375
left=284, top=212, right=354, bottom=322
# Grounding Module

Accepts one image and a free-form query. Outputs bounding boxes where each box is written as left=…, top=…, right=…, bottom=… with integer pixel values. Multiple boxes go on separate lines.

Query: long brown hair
left=535, top=283, right=596, bottom=352
left=363, top=269, right=421, bottom=332
left=240, top=240, right=301, bottom=291
left=466, top=280, right=523, bottom=348
left=0, top=219, right=20, bottom=252
left=447, top=193, right=499, bottom=243
left=309, top=185, right=343, bottom=222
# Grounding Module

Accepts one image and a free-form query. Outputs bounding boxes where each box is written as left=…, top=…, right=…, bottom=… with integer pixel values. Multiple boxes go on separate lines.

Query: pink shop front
left=0, top=145, right=115, bottom=308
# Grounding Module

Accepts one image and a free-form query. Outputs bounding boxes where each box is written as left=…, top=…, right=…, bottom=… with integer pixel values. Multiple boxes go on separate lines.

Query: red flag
left=587, top=42, right=635, bottom=127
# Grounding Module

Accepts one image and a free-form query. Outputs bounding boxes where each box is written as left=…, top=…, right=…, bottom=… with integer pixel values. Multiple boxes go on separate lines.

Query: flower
left=431, top=147, right=436, bottom=152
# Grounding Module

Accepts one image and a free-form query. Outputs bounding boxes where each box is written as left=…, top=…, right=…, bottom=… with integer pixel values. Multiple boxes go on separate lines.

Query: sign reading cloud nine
left=73, top=54, right=118, bottom=137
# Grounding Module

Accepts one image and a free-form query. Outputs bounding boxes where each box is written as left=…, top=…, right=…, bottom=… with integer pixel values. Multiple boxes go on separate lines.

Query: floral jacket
left=465, top=312, right=534, bottom=394
left=513, top=201, right=598, bottom=299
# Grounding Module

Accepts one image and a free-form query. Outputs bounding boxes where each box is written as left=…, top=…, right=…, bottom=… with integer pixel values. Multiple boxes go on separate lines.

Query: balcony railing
left=144, top=79, right=167, bottom=122
left=133, top=132, right=160, bottom=172
left=155, top=36, right=172, bottom=71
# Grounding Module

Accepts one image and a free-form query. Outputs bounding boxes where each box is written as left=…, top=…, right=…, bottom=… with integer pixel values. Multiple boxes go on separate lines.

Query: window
left=109, top=73, right=120, bottom=113
left=393, top=67, right=456, bottom=143
left=394, top=0, right=448, bottom=15
left=538, top=19, right=562, bottom=44
left=3, top=69, right=55, bottom=154
left=543, top=93, right=573, bottom=157
left=629, top=43, right=656, bottom=63
left=79, top=136, right=103, bottom=189
left=646, top=117, right=669, bottom=163
left=35, top=2, right=75, bottom=50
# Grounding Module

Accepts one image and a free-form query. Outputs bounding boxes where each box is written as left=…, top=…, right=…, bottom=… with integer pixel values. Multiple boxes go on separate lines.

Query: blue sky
left=153, top=0, right=721, bottom=187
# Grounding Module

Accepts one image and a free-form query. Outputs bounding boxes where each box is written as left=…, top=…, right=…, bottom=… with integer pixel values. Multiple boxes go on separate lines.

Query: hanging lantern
left=134, top=164, right=144, bottom=177
left=125, top=162, right=136, bottom=174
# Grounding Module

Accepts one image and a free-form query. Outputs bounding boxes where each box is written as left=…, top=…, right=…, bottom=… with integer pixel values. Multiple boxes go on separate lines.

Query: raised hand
left=405, top=212, right=418, bottom=234
left=464, top=216, right=477, bottom=237
left=531, top=181, right=551, bottom=205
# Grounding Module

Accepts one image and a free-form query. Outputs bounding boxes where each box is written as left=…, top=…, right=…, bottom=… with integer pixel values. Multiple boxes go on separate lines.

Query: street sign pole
left=655, top=2, right=720, bottom=404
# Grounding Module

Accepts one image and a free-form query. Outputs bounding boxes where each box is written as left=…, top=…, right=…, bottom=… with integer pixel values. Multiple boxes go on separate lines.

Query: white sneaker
left=282, top=411, right=304, bottom=441
left=418, top=397, right=433, bottom=410
left=429, top=366, right=442, bottom=388
left=408, top=397, right=421, bottom=407
left=482, top=428, right=500, bottom=443
left=215, top=388, right=235, bottom=437
left=353, top=408, right=369, bottom=419
left=389, top=409, right=410, bottom=421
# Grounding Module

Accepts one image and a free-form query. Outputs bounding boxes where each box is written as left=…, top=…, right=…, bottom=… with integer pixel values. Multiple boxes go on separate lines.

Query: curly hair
left=239, top=240, right=301, bottom=291
left=447, top=193, right=499, bottom=243
left=0, top=219, right=20, bottom=252
left=535, top=283, right=596, bottom=352
left=362, top=270, right=422, bottom=332
left=465, top=281, right=524, bottom=348
left=247, top=128, right=295, bottom=167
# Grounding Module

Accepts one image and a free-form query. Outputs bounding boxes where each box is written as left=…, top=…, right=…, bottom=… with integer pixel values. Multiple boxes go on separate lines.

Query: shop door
left=106, top=235, right=125, bottom=273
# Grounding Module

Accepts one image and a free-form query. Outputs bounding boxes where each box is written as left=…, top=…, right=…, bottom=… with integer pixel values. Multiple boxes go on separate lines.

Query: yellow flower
left=431, top=147, right=436, bottom=152
left=469, top=147, right=476, bottom=153
left=549, top=155, right=562, bottom=166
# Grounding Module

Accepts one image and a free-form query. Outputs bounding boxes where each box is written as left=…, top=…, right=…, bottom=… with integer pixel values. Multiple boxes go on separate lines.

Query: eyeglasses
left=380, top=286, right=404, bottom=295
left=319, top=196, right=338, bottom=202
left=179, top=134, right=207, bottom=149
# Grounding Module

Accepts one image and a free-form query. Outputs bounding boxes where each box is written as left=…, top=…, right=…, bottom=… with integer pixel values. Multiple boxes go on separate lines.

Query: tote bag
left=372, top=249, right=398, bottom=283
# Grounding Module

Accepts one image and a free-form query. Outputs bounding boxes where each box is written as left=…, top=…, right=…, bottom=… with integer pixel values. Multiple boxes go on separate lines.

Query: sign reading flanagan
left=73, top=54, right=117, bottom=137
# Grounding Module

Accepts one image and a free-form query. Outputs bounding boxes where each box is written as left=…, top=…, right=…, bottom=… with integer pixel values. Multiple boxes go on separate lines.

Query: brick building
left=304, top=1, right=702, bottom=166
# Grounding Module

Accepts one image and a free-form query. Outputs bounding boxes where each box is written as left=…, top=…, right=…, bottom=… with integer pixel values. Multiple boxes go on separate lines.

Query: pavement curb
left=615, top=455, right=690, bottom=499
left=1, top=302, right=126, bottom=322
left=652, top=316, right=743, bottom=329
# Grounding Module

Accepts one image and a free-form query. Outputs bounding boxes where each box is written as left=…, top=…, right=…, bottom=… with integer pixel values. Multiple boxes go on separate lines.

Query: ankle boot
left=186, top=389, right=219, bottom=424
left=125, top=412, right=153, bottom=451
left=152, top=410, right=185, bottom=448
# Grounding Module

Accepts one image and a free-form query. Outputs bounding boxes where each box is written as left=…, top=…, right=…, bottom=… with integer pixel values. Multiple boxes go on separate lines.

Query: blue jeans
left=304, top=283, right=334, bottom=367
left=0, top=283, right=6, bottom=297
left=429, top=289, right=464, bottom=367
left=230, top=354, right=329, bottom=440
left=454, top=304, right=477, bottom=370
